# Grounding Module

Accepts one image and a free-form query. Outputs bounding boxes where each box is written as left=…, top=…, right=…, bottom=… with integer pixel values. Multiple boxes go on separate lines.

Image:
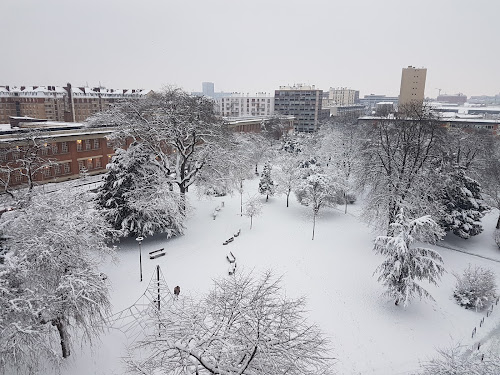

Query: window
left=41, top=146, right=48, bottom=156
left=14, top=171, right=21, bottom=182
left=76, top=140, right=82, bottom=151
left=85, top=139, right=91, bottom=151
left=63, top=162, right=71, bottom=174
left=78, top=160, right=85, bottom=171
left=95, top=158, right=102, bottom=169
left=93, top=139, right=100, bottom=149
left=51, top=143, right=58, bottom=154
left=42, top=167, right=51, bottom=178
left=87, top=159, right=93, bottom=170
left=61, top=142, right=68, bottom=153
left=54, top=164, right=61, bottom=175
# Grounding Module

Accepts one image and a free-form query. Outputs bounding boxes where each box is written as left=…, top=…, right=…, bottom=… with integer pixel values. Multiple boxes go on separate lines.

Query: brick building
left=0, top=84, right=152, bottom=124
left=0, top=118, right=116, bottom=188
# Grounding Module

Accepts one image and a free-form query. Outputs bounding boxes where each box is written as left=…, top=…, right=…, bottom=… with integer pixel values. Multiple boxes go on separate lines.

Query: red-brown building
left=0, top=118, right=116, bottom=188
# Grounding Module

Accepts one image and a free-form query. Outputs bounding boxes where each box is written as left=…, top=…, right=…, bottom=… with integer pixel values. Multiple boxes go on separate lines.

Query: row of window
left=78, top=157, right=102, bottom=171
left=76, top=138, right=101, bottom=151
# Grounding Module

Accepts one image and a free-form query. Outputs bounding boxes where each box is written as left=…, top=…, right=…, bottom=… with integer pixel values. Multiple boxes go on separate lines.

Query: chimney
left=21, top=86, right=25, bottom=91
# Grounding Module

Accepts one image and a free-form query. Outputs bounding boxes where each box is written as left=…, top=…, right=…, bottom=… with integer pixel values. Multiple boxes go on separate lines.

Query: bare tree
left=244, top=195, right=262, bottom=229
left=0, top=130, right=58, bottom=194
left=295, top=173, right=341, bottom=240
left=126, top=271, right=333, bottom=375
left=356, top=103, right=446, bottom=234
left=317, top=119, right=361, bottom=213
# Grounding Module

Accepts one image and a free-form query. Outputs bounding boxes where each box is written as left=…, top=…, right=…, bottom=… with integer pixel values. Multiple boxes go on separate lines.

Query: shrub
left=416, top=345, right=500, bottom=375
left=453, top=265, right=497, bottom=310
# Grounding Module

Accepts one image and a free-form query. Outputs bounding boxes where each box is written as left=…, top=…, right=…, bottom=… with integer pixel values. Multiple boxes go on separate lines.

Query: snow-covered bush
left=416, top=345, right=500, bottom=375
left=453, top=264, right=497, bottom=310
left=494, top=228, right=500, bottom=249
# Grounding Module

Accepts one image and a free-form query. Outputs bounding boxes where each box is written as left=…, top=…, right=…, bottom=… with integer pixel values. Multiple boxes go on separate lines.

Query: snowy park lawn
left=59, top=177, right=500, bottom=375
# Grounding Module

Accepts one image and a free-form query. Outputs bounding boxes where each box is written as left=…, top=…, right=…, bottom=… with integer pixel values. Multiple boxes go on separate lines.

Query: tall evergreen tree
left=374, top=209, right=445, bottom=307
left=96, top=142, right=184, bottom=237
left=440, top=169, right=489, bottom=239
left=258, top=162, right=275, bottom=202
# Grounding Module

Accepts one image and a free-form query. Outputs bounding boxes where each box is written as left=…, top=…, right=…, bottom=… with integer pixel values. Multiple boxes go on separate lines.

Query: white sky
left=1, top=0, right=498, bottom=98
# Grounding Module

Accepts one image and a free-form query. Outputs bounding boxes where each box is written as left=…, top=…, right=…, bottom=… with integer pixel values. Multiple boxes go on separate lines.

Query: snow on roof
left=0, top=85, right=153, bottom=98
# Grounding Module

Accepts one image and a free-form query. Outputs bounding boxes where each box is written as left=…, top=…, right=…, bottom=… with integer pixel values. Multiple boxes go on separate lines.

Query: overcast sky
left=1, top=0, right=498, bottom=98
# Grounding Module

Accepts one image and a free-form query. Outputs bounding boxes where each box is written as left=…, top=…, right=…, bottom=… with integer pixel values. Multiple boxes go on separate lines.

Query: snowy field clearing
left=56, top=177, right=500, bottom=375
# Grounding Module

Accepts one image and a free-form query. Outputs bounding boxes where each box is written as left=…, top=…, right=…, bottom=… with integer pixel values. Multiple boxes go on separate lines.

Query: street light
left=136, top=236, right=144, bottom=282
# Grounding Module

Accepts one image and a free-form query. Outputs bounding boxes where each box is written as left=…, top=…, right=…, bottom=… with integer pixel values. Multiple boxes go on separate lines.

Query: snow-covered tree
left=0, top=131, right=58, bottom=194
left=87, top=88, right=228, bottom=204
left=373, top=210, right=445, bottom=307
left=274, top=153, right=302, bottom=207
left=96, top=142, right=185, bottom=238
left=439, top=169, right=489, bottom=239
left=317, top=120, right=360, bottom=214
left=357, top=103, right=445, bottom=235
left=244, top=195, right=262, bottom=229
left=295, top=173, right=340, bottom=240
left=453, top=264, right=497, bottom=310
left=416, top=345, right=500, bottom=375
left=126, top=271, right=333, bottom=375
left=479, top=137, right=500, bottom=230
left=259, top=162, right=275, bottom=201
left=0, top=190, right=116, bottom=373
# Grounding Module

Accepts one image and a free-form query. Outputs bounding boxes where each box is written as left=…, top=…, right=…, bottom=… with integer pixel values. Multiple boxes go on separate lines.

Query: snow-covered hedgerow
left=453, top=264, right=497, bottom=310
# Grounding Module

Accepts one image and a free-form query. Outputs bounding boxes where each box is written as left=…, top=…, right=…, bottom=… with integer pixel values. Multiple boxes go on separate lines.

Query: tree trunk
left=286, top=190, right=290, bottom=208
left=496, top=213, right=500, bottom=229
left=266, top=194, right=268, bottom=202
left=53, top=318, right=71, bottom=358
left=250, top=216, right=253, bottom=229
left=312, top=212, right=316, bottom=240
left=344, top=191, right=348, bottom=214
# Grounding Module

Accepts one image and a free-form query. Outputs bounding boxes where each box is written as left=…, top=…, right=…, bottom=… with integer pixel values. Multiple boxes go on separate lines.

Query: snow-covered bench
left=149, top=248, right=165, bottom=259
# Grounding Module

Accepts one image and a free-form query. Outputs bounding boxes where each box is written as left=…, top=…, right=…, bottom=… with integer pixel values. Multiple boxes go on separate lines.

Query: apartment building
left=0, top=84, right=152, bottom=124
left=274, top=84, right=328, bottom=132
left=215, top=93, right=274, bottom=117
left=0, top=118, right=116, bottom=188
left=326, top=87, right=359, bottom=106
left=399, top=66, right=427, bottom=106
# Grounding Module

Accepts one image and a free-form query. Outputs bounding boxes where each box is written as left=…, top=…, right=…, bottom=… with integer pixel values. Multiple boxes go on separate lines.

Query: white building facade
left=215, top=93, right=274, bottom=117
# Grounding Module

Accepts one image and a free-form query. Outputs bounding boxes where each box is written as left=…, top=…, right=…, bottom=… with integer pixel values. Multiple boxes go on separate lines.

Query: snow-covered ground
left=57, top=177, right=500, bottom=375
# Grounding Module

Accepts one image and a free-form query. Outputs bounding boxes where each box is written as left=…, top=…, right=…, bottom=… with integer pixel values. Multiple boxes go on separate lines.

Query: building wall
left=274, top=85, right=325, bottom=132
left=399, top=66, right=427, bottom=106
left=215, top=93, right=274, bottom=117
left=0, top=85, right=151, bottom=124
left=0, top=126, right=115, bottom=188
left=328, top=87, right=358, bottom=106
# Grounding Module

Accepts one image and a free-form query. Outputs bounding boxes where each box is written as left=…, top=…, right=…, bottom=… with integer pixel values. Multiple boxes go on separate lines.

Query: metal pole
left=157, top=265, right=160, bottom=311
left=136, top=237, right=144, bottom=282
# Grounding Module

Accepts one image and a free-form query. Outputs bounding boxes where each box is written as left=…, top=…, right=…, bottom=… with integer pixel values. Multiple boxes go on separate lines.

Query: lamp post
left=136, top=236, right=144, bottom=282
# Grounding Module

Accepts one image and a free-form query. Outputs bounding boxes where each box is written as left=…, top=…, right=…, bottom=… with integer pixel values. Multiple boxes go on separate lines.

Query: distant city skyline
left=1, top=0, right=499, bottom=98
